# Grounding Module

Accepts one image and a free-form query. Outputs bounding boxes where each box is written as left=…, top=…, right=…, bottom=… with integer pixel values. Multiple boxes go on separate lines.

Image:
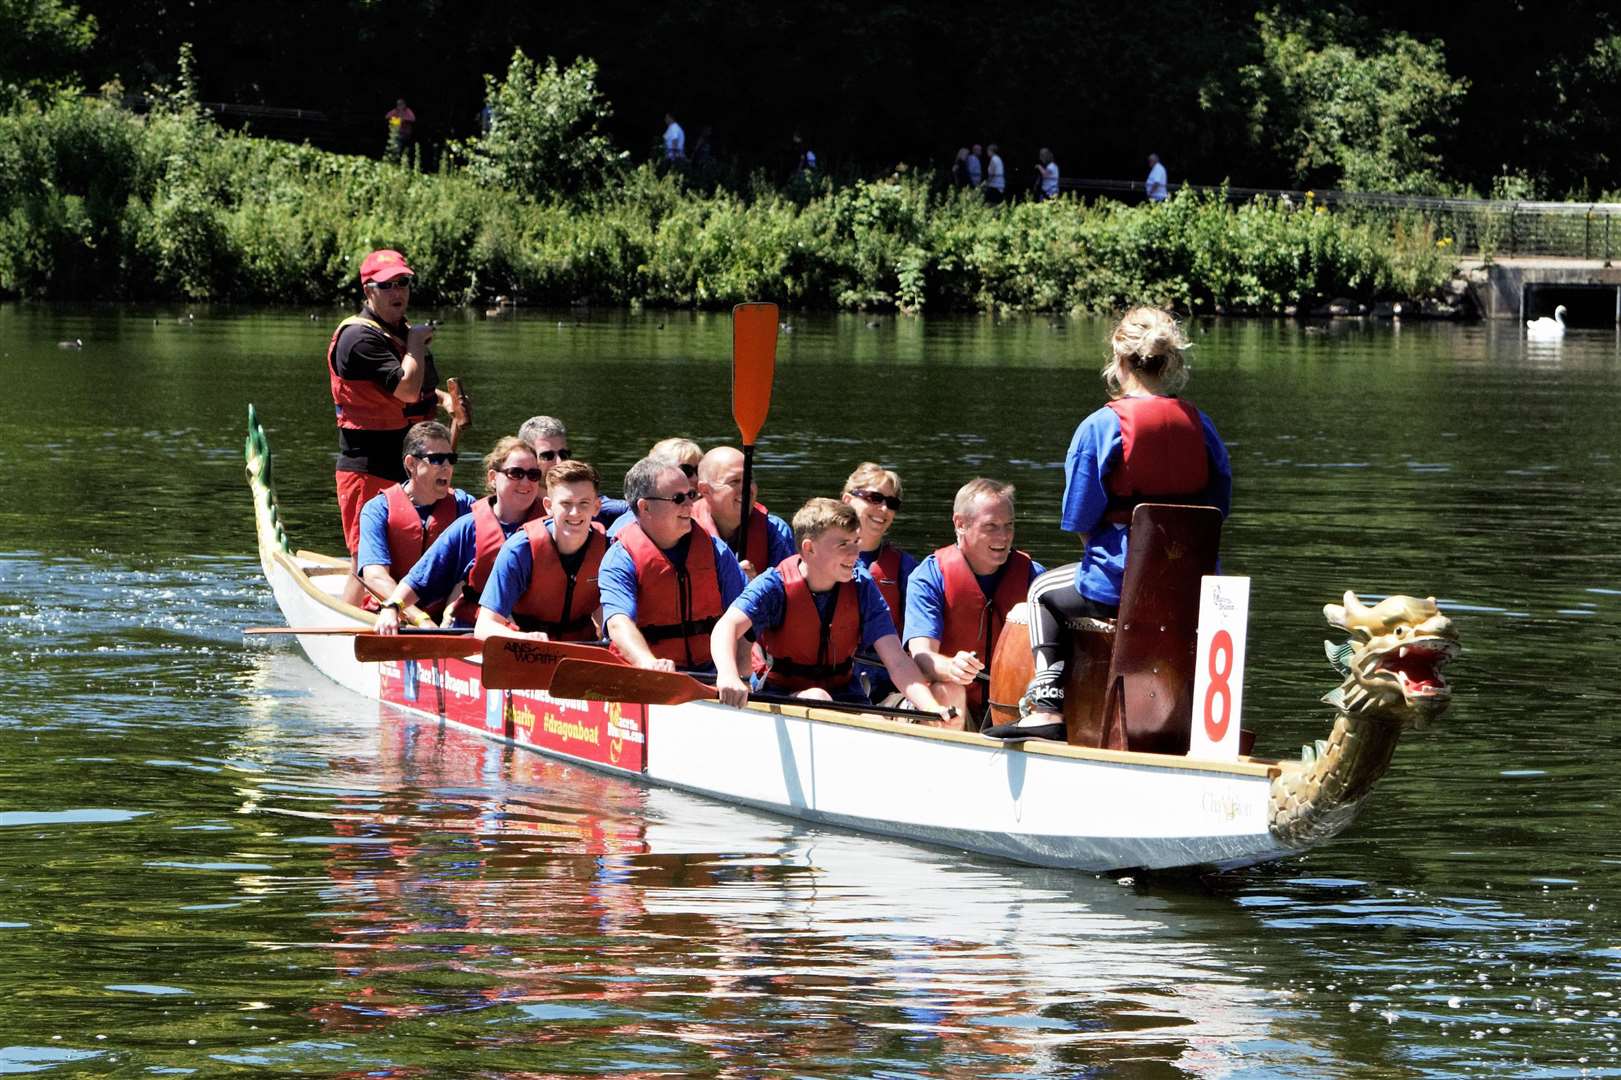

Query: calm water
left=3, top=303, right=1621, bottom=1076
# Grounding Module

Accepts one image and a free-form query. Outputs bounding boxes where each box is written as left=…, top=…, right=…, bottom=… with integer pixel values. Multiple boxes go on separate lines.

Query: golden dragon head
left=1321, top=592, right=1460, bottom=727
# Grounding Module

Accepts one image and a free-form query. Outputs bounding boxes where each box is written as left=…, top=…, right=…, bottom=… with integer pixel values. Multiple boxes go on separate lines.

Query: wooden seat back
left=1101, top=504, right=1223, bottom=754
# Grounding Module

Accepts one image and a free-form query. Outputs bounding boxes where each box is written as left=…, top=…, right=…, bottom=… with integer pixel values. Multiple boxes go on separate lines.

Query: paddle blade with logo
left=479, top=636, right=622, bottom=690
left=731, top=302, right=779, bottom=445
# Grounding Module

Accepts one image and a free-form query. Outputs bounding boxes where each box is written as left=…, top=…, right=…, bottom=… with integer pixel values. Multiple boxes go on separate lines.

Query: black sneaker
left=982, top=718, right=1066, bottom=742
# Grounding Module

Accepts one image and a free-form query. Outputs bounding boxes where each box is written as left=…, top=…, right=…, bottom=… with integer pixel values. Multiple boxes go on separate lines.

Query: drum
left=985, top=603, right=1034, bottom=729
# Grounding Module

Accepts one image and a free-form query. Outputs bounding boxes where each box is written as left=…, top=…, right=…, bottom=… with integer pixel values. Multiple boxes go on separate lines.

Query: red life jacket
left=613, top=522, right=725, bottom=668
left=1103, top=396, right=1210, bottom=524
left=865, top=543, right=905, bottom=626
left=326, top=314, right=437, bottom=430
left=935, top=543, right=1033, bottom=712
left=383, top=483, right=461, bottom=614
left=691, top=498, right=771, bottom=572
left=510, top=519, right=608, bottom=640
left=448, top=497, right=542, bottom=625
left=760, top=556, right=862, bottom=693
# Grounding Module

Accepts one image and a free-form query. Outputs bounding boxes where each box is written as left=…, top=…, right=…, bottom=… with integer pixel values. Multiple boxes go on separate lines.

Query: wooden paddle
left=354, top=633, right=481, bottom=662
left=730, top=302, right=779, bottom=559
left=479, top=636, right=625, bottom=690
left=245, top=626, right=474, bottom=637
left=548, top=658, right=956, bottom=723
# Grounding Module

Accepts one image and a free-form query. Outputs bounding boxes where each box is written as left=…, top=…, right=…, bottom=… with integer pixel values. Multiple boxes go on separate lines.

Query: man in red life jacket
left=356, top=422, right=476, bottom=617
left=597, top=456, right=748, bottom=671
left=711, top=499, right=950, bottom=719
left=474, top=459, right=609, bottom=640
left=692, top=446, right=795, bottom=579
left=902, top=478, right=1046, bottom=729
left=331, top=248, right=468, bottom=607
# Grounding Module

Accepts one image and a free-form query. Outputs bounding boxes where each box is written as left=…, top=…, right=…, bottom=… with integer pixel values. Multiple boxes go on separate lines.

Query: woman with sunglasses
left=840, top=463, right=918, bottom=702
left=330, top=248, right=468, bottom=608
left=372, top=435, right=542, bottom=634
left=1002, top=306, right=1231, bottom=739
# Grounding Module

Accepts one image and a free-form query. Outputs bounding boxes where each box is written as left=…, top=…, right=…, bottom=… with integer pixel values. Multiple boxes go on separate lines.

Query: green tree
left=1235, top=10, right=1467, bottom=193
left=0, top=0, right=96, bottom=110
left=461, top=50, right=626, bottom=199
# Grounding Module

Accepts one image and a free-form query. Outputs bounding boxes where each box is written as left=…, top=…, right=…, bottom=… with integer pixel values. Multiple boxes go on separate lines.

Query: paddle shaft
left=734, top=444, right=755, bottom=560
left=245, top=626, right=473, bottom=636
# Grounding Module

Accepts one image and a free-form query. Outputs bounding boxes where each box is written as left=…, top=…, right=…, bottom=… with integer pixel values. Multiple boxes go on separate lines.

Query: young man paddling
left=356, top=422, right=477, bottom=619
left=598, top=455, right=747, bottom=671
left=711, top=499, right=950, bottom=720
left=691, top=445, right=794, bottom=579
left=329, top=248, right=468, bottom=607
left=903, top=478, right=1045, bottom=729
left=373, top=436, right=545, bottom=633
left=474, top=460, right=610, bottom=641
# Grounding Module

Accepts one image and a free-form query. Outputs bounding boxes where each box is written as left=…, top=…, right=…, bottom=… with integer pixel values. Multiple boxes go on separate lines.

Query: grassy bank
left=0, top=95, right=1456, bottom=313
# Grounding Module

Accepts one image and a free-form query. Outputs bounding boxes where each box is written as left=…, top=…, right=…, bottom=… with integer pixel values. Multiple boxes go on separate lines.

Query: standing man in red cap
left=328, top=248, right=470, bottom=608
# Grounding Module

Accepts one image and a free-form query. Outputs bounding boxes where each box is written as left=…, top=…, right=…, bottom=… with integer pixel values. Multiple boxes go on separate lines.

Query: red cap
left=359, top=249, right=413, bottom=285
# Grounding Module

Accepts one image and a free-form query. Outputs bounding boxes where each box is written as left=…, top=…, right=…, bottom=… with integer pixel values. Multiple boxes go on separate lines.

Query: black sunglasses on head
left=536, top=448, right=572, bottom=462
left=644, top=489, right=700, bottom=506
left=368, top=276, right=414, bottom=291
left=849, top=488, right=902, bottom=511
left=498, top=466, right=545, bottom=482
left=411, top=451, right=457, bottom=466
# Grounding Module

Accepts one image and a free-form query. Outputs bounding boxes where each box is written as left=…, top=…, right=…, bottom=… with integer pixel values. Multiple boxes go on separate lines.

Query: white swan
left=1526, top=305, right=1567, bottom=338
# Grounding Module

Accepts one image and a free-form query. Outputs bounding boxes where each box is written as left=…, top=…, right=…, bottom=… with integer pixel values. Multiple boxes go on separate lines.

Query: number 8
left=1203, top=629, right=1233, bottom=740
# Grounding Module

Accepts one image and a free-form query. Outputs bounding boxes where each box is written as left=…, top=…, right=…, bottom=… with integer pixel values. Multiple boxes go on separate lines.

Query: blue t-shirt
left=598, top=526, right=747, bottom=627
left=596, top=496, right=630, bottom=529
left=400, top=502, right=525, bottom=614
left=1059, top=399, right=1231, bottom=606
left=732, top=562, right=898, bottom=648
left=901, top=549, right=1047, bottom=648
left=357, top=487, right=476, bottom=574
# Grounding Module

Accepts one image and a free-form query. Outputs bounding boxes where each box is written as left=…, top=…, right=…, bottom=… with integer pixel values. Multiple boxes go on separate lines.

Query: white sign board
left=1187, top=576, right=1250, bottom=761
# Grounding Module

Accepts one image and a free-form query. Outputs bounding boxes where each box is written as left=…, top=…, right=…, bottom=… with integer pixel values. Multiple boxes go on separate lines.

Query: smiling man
left=598, top=456, right=747, bottom=671
left=329, top=248, right=467, bottom=606
left=711, top=499, right=947, bottom=717
left=902, top=478, right=1045, bottom=728
left=356, top=422, right=476, bottom=617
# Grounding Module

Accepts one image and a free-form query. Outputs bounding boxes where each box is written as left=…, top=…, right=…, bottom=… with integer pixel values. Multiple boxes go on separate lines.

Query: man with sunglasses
left=356, top=422, right=476, bottom=618
left=330, top=248, right=468, bottom=607
left=519, top=414, right=631, bottom=527
left=902, top=478, right=1045, bottom=729
left=598, top=456, right=747, bottom=672
left=691, top=446, right=794, bottom=579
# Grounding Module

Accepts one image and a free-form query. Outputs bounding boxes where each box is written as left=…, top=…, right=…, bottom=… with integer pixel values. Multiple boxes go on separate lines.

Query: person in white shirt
left=1035, top=147, right=1059, bottom=200
left=985, top=144, right=1006, bottom=204
left=1146, top=153, right=1169, bottom=202
left=662, top=113, right=686, bottom=162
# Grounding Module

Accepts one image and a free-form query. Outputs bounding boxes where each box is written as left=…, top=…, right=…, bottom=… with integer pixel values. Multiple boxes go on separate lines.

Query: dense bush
left=0, top=94, right=1455, bottom=311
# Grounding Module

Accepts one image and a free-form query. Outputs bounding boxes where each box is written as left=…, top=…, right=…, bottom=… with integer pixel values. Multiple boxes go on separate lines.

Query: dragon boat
left=243, top=405, right=1459, bottom=874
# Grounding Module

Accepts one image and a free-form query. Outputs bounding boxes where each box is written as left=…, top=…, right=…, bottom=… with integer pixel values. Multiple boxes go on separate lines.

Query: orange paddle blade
left=547, top=659, right=718, bottom=706
left=353, top=634, right=480, bottom=662
left=479, top=636, right=621, bottom=690
left=731, top=302, right=779, bottom=444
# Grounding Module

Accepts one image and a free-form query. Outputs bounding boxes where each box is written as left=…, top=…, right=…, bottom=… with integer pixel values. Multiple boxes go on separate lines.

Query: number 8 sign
left=1188, top=576, right=1250, bottom=761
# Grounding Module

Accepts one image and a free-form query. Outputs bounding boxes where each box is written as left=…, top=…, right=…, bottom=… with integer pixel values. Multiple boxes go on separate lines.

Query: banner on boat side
left=377, top=658, right=646, bottom=773
left=1188, top=576, right=1249, bottom=762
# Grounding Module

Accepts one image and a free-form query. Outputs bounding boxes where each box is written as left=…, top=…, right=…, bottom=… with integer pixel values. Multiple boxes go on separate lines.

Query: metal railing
left=1060, top=177, right=1621, bottom=261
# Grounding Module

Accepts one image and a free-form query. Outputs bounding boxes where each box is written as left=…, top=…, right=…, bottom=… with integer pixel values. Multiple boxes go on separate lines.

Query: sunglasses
left=850, top=488, right=903, bottom=511
left=367, top=277, right=414, bottom=291
left=536, top=448, right=572, bottom=462
left=644, top=489, right=700, bottom=506
left=412, top=451, right=458, bottom=466
left=498, top=466, right=545, bottom=482
left=679, top=462, right=698, bottom=479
